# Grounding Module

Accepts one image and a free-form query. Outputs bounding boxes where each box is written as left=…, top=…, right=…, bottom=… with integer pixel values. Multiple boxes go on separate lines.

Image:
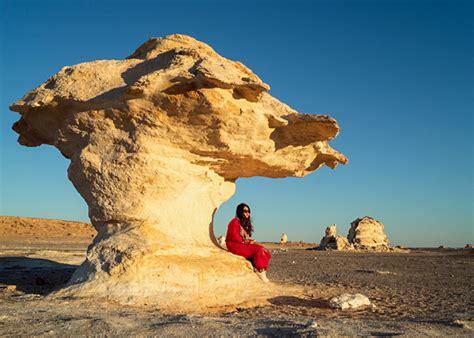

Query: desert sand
left=0, top=216, right=473, bottom=336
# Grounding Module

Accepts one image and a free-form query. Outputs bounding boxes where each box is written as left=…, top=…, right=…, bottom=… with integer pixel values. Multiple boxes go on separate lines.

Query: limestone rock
left=329, top=293, right=372, bottom=310
left=9, top=34, right=347, bottom=311
left=217, top=236, right=227, bottom=249
left=325, top=224, right=337, bottom=237
left=319, top=224, right=353, bottom=250
left=348, top=216, right=390, bottom=250
left=280, top=233, right=288, bottom=244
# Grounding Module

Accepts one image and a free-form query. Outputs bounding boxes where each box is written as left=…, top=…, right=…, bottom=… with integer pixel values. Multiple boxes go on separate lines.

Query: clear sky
left=1, top=0, right=472, bottom=247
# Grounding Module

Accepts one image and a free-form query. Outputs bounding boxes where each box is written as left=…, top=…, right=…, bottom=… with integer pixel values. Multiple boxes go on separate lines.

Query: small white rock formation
left=319, top=224, right=353, bottom=250
left=306, top=320, right=318, bottom=328
left=280, top=233, right=288, bottom=244
left=217, top=236, right=227, bottom=249
left=329, top=293, right=372, bottom=310
left=10, top=34, right=347, bottom=311
left=348, top=216, right=390, bottom=250
left=325, top=224, right=337, bottom=237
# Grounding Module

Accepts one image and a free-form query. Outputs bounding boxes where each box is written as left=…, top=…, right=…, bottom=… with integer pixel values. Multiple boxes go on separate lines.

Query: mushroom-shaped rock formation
left=280, top=233, right=288, bottom=244
left=10, top=34, right=348, bottom=311
left=348, top=216, right=390, bottom=250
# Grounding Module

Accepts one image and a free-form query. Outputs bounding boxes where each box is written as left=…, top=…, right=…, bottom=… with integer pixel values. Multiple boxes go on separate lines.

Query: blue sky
left=1, top=0, right=472, bottom=247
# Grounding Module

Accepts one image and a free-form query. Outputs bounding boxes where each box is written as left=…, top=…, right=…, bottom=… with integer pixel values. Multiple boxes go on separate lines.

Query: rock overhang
left=8, top=34, right=349, bottom=310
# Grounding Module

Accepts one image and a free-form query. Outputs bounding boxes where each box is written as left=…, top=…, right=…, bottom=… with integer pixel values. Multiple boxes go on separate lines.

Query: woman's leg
left=252, top=246, right=272, bottom=271
left=226, top=243, right=272, bottom=270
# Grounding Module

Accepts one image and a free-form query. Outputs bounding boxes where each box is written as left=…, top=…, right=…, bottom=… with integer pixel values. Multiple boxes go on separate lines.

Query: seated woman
left=225, top=203, right=271, bottom=282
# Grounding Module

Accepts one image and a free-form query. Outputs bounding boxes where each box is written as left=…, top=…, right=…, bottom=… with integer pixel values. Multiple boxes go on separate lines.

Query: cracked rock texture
left=348, top=217, right=390, bottom=251
left=10, top=34, right=347, bottom=311
left=319, top=224, right=353, bottom=250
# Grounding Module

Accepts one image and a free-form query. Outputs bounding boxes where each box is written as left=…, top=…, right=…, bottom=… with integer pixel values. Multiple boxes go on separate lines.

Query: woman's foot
left=255, top=269, right=269, bottom=282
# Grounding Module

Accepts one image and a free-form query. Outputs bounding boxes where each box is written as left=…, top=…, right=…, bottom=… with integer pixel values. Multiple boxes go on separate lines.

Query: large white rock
left=348, top=216, right=390, bottom=250
left=10, top=34, right=347, bottom=312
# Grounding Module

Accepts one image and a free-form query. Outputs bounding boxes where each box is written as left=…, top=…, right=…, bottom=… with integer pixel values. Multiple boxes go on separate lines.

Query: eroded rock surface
left=10, top=34, right=347, bottom=311
left=329, top=293, right=372, bottom=310
left=319, top=224, right=353, bottom=250
left=348, top=216, right=390, bottom=251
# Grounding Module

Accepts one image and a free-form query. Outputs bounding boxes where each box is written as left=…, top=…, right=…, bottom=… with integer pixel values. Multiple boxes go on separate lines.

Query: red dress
left=225, top=217, right=271, bottom=271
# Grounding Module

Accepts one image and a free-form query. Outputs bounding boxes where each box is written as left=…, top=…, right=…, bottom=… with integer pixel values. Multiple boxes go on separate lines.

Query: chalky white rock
left=10, top=34, right=347, bottom=311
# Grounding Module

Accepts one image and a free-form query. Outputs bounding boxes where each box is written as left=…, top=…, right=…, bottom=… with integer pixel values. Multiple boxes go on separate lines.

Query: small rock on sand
left=0, top=284, right=17, bottom=292
left=329, top=293, right=372, bottom=310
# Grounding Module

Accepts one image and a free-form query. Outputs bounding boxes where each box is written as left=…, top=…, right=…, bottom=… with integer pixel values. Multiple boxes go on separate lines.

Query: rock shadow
left=0, top=257, right=77, bottom=295
left=268, top=296, right=331, bottom=309
left=369, top=332, right=404, bottom=337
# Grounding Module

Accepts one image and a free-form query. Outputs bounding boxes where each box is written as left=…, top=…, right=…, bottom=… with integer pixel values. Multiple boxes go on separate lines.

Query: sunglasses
left=243, top=209, right=250, bottom=213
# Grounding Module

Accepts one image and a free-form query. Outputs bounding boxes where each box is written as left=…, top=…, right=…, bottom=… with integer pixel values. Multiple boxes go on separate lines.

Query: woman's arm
left=226, top=218, right=244, bottom=243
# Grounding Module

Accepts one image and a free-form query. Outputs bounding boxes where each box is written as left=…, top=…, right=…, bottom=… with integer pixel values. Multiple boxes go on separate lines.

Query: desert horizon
left=1, top=216, right=473, bottom=335
left=1, top=215, right=471, bottom=250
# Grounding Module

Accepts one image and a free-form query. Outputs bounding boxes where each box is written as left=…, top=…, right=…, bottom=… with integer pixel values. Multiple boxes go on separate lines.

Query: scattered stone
left=217, top=236, right=226, bottom=249
left=348, top=216, right=390, bottom=251
left=280, top=233, right=288, bottom=244
left=306, top=320, right=318, bottom=328
left=329, top=293, right=372, bottom=310
left=0, top=284, right=17, bottom=292
left=356, top=269, right=396, bottom=275
left=452, top=319, right=472, bottom=330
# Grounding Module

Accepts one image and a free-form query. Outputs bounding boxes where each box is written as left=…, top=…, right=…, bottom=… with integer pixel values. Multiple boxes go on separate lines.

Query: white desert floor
left=0, top=217, right=473, bottom=336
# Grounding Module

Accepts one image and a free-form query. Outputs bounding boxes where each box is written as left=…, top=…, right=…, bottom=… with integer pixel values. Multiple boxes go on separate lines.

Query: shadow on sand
left=0, top=257, right=78, bottom=295
left=268, top=295, right=331, bottom=309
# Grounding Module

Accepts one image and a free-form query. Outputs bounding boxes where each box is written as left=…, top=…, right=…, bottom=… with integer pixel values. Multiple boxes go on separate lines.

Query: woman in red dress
left=225, top=203, right=272, bottom=282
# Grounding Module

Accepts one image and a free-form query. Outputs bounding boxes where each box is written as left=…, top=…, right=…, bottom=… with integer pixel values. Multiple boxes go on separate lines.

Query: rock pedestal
left=10, top=34, right=347, bottom=311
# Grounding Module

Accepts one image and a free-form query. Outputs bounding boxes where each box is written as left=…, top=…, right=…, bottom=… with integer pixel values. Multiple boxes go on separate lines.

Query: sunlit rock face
left=319, top=224, right=353, bottom=250
left=348, top=217, right=390, bottom=250
left=10, top=34, right=347, bottom=311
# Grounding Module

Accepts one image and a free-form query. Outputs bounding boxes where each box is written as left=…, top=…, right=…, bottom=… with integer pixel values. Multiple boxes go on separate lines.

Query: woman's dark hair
left=236, top=203, right=253, bottom=236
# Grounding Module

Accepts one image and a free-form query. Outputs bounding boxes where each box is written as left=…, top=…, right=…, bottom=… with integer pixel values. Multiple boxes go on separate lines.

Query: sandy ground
left=0, top=216, right=473, bottom=336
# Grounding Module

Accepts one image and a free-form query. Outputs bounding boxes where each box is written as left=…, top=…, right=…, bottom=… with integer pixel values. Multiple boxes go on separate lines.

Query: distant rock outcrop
left=280, top=233, right=288, bottom=244
left=348, top=216, right=390, bottom=251
left=318, top=217, right=398, bottom=252
left=319, top=224, right=353, bottom=250
left=10, top=34, right=347, bottom=311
